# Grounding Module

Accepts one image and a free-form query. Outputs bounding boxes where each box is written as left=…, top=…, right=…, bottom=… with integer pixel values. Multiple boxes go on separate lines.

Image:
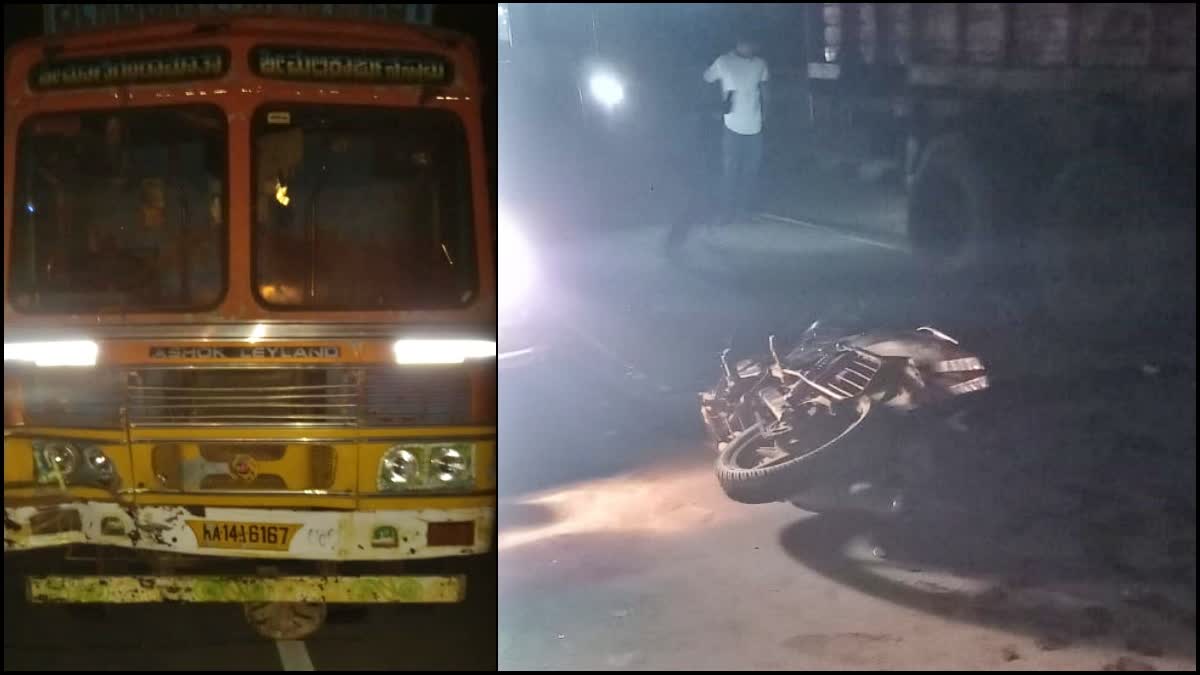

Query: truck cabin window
left=9, top=106, right=227, bottom=313
left=253, top=106, right=478, bottom=310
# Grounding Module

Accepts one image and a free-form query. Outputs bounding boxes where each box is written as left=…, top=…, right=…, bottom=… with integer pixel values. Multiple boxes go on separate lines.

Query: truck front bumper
left=4, top=502, right=494, bottom=561
left=27, top=573, right=465, bottom=604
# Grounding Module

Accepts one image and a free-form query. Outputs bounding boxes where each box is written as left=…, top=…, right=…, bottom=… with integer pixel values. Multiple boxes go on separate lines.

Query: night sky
left=437, top=4, right=497, bottom=183
left=4, top=4, right=42, bottom=45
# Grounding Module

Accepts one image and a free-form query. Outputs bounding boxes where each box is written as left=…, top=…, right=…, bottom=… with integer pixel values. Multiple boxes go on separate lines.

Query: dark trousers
left=664, top=120, right=759, bottom=253
left=719, top=127, right=763, bottom=223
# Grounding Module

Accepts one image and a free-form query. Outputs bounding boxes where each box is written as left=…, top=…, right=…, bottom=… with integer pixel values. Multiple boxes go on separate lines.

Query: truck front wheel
left=244, top=601, right=327, bottom=640
left=907, top=134, right=993, bottom=272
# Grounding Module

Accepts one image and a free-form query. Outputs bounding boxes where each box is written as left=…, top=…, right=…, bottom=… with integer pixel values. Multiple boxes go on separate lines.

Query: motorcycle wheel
left=715, top=398, right=874, bottom=505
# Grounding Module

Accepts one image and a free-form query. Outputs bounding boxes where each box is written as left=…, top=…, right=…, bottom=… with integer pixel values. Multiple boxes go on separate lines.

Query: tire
left=906, top=133, right=993, bottom=273
left=715, top=398, right=875, bottom=505
left=244, top=601, right=327, bottom=640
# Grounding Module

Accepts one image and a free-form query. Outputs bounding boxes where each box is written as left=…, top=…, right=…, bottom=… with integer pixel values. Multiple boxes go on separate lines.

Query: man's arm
left=760, top=81, right=770, bottom=129
left=703, top=56, right=722, bottom=84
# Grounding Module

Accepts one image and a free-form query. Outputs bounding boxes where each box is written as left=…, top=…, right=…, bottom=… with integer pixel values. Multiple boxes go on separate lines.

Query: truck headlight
left=393, top=339, right=496, bottom=365
left=84, top=446, right=115, bottom=482
left=377, top=443, right=475, bottom=492
left=429, top=445, right=472, bottom=486
left=4, top=340, right=98, bottom=367
left=379, top=447, right=421, bottom=489
left=40, top=441, right=79, bottom=476
left=33, top=440, right=116, bottom=487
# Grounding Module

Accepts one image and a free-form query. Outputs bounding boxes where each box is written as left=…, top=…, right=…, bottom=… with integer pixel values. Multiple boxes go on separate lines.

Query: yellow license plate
left=186, top=520, right=302, bottom=552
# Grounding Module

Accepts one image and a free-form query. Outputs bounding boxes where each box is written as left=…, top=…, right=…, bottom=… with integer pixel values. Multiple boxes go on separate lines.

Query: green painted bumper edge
left=27, top=575, right=466, bottom=604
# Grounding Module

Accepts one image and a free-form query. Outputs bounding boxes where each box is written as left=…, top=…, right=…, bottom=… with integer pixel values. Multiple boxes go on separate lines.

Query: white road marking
left=756, top=212, right=912, bottom=253
left=276, top=640, right=315, bottom=671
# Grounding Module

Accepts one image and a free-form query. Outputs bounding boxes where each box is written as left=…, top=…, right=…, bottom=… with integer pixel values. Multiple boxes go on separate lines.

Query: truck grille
left=129, top=368, right=359, bottom=426
left=19, top=369, right=124, bottom=428
left=150, top=442, right=337, bottom=491
left=363, top=368, right=472, bottom=426
left=126, top=367, right=471, bottom=427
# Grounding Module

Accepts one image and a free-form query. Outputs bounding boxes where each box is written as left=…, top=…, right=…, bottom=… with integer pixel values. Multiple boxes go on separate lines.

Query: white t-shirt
left=704, top=52, right=769, bottom=135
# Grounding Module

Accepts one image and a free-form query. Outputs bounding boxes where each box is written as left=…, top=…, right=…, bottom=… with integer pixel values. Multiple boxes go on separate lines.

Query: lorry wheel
left=907, top=134, right=993, bottom=272
left=244, top=601, right=327, bottom=640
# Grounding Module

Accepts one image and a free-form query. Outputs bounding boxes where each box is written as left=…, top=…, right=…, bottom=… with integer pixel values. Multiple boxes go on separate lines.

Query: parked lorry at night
left=5, top=3, right=495, bottom=640
left=804, top=3, right=1195, bottom=293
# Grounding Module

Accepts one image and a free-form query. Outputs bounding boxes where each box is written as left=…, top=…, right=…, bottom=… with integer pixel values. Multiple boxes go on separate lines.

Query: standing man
left=704, top=32, right=768, bottom=226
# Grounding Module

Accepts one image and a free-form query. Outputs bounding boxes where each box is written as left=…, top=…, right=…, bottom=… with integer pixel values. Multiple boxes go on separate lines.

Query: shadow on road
left=777, top=365, right=1196, bottom=661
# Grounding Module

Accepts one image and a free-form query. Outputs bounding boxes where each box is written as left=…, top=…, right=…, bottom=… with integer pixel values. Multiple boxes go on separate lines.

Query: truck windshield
left=9, top=106, right=227, bottom=313
left=252, top=105, right=478, bottom=310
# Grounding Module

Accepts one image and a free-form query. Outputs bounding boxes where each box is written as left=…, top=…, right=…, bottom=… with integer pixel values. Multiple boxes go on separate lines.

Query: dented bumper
left=4, top=502, right=494, bottom=561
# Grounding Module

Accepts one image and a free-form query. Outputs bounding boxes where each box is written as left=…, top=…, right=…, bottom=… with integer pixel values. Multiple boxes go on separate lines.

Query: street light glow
left=588, top=72, right=625, bottom=108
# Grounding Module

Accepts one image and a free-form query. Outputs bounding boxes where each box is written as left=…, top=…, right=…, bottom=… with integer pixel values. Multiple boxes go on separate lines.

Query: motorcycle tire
left=715, top=398, right=875, bottom=505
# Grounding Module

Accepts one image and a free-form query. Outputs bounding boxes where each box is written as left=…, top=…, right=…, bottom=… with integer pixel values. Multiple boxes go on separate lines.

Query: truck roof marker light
left=4, top=340, right=99, bottom=367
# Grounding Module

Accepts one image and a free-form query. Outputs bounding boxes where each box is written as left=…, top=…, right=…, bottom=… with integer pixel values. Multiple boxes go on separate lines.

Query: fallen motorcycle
left=699, top=322, right=989, bottom=509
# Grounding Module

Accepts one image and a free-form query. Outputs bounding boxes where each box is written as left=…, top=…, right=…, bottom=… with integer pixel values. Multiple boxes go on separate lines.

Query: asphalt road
left=497, top=220, right=1196, bottom=670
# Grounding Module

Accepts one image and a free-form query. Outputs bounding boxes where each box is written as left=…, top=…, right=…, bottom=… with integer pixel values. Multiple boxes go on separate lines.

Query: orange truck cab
left=3, top=6, right=495, bottom=639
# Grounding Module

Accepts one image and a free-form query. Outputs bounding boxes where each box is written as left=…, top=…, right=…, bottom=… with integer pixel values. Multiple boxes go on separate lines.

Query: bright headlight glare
left=393, top=339, right=496, bottom=365
left=4, top=340, right=98, bottom=367
left=589, top=72, right=625, bottom=107
left=499, top=209, right=535, bottom=311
